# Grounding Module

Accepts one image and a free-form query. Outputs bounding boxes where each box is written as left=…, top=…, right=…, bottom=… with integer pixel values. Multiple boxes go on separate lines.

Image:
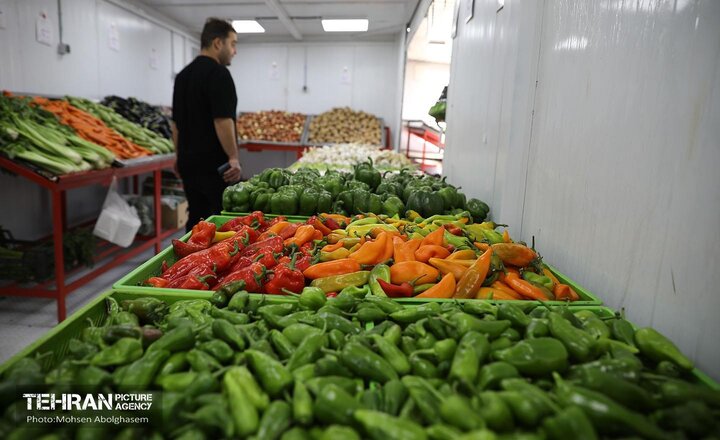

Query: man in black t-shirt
left=172, top=18, right=241, bottom=231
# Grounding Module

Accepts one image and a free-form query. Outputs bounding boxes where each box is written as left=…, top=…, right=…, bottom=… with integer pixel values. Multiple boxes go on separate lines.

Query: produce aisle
left=0, top=158, right=718, bottom=439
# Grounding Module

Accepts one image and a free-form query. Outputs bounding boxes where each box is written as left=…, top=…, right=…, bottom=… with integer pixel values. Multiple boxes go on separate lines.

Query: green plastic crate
left=0, top=291, right=296, bottom=376
left=220, top=211, right=310, bottom=222
left=393, top=264, right=602, bottom=307
left=112, top=215, right=306, bottom=296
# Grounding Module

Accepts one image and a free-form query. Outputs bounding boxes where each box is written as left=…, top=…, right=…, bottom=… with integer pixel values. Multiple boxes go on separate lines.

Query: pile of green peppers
left=1, top=290, right=718, bottom=440
left=222, top=164, right=491, bottom=221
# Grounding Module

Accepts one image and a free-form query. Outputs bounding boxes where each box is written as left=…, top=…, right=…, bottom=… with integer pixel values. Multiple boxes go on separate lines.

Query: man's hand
left=223, top=158, right=242, bottom=183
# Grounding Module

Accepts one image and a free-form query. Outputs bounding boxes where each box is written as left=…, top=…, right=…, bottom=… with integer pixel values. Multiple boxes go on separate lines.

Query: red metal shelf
left=0, top=155, right=178, bottom=322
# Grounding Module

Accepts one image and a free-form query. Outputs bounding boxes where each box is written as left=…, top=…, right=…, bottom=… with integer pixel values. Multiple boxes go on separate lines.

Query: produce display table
left=403, top=120, right=444, bottom=172
left=0, top=154, right=179, bottom=322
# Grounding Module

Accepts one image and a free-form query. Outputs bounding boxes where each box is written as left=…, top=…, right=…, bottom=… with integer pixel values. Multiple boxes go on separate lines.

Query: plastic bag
left=93, top=177, right=141, bottom=247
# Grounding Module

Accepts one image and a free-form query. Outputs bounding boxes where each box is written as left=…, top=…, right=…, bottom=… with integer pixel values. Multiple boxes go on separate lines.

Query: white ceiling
left=139, top=0, right=421, bottom=43
left=406, top=0, right=454, bottom=64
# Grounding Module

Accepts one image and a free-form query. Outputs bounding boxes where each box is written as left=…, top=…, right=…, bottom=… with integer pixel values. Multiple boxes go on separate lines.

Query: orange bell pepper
left=491, top=243, right=537, bottom=267
left=393, top=238, right=422, bottom=263
left=390, top=261, right=440, bottom=285
left=420, top=227, right=445, bottom=247
left=414, top=245, right=451, bottom=263
left=447, top=249, right=477, bottom=260
left=554, top=283, right=580, bottom=301
left=428, top=258, right=467, bottom=281
left=504, top=272, right=553, bottom=301
left=415, top=272, right=456, bottom=298
left=303, top=258, right=361, bottom=279
left=476, top=287, right=519, bottom=300
left=284, top=224, right=316, bottom=246
left=453, top=247, right=493, bottom=299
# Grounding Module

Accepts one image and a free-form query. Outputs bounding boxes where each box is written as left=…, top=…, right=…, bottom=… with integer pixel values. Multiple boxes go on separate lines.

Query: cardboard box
left=161, top=199, right=188, bottom=230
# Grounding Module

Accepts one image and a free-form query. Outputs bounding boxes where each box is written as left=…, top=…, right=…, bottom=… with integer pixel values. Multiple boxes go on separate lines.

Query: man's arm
left=171, top=121, right=180, bottom=177
left=214, top=117, right=242, bottom=183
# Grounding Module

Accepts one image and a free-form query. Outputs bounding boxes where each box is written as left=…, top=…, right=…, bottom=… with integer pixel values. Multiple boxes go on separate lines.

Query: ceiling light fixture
left=321, top=19, right=369, bottom=32
left=232, top=20, right=265, bottom=33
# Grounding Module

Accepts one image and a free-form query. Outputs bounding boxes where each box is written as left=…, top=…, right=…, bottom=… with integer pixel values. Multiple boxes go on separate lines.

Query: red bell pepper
left=189, top=221, right=216, bottom=246
left=226, top=255, right=253, bottom=276
left=172, top=240, right=206, bottom=258
left=217, top=262, right=266, bottom=293
left=252, top=247, right=281, bottom=270
left=160, top=240, right=240, bottom=282
left=294, top=254, right=312, bottom=272
left=240, top=236, right=284, bottom=258
left=218, top=211, right=266, bottom=232
left=263, top=255, right=305, bottom=295
left=179, top=273, right=216, bottom=290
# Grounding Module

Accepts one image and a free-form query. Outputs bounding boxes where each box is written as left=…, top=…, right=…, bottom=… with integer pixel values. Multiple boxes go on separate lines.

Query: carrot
left=303, top=259, right=361, bottom=279
left=414, top=245, right=451, bottom=263
left=415, top=273, right=456, bottom=298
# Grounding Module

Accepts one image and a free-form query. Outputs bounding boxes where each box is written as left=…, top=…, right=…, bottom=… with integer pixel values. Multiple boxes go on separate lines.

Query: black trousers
left=181, top=173, right=227, bottom=232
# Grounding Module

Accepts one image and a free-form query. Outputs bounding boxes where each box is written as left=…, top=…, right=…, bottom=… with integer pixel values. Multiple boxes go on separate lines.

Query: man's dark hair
left=201, top=18, right=235, bottom=49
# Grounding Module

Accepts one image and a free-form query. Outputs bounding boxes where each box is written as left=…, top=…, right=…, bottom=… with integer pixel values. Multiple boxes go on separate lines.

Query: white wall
left=402, top=60, right=450, bottom=122
left=0, top=0, right=198, bottom=239
left=230, top=41, right=402, bottom=147
left=445, top=0, right=720, bottom=379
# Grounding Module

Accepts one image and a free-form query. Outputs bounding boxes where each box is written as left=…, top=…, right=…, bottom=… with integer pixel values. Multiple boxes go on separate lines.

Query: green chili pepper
left=223, top=367, right=259, bottom=436
left=340, top=340, right=399, bottom=383
left=500, top=378, right=558, bottom=423
left=313, top=383, right=362, bottom=425
left=211, top=319, right=245, bottom=350
left=356, top=304, right=388, bottom=322
left=451, top=313, right=511, bottom=339
left=568, top=357, right=641, bottom=382
left=187, top=348, right=223, bottom=372
left=115, top=348, right=170, bottom=392
left=440, top=395, right=485, bottom=431
left=426, top=424, right=462, bottom=440
left=210, top=307, right=250, bottom=325
left=282, top=427, right=311, bottom=440
left=542, top=405, right=598, bottom=440
left=287, top=333, right=327, bottom=371
left=292, top=381, right=314, bottom=425
left=365, top=296, right=404, bottom=314
left=360, top=388, right=384, bottom=411
left=317, top=312, right=361, bottom=334
left=156, top=371, right=198, bottom=392
left=493, top=338, right=568, bottom=377
left=390, top=303, right=441, bottom=323
left=228, top=366, right=270, bottom=410
left=319, top=425, right=360, bottom=440
left=524, top=318, right=549, bottom=339
left=449, top=331, right=490, bottom=390
left=297, top=287, right=327, bottom=311
left=657, top=378, right=720, bottom=406
left=245, top=349, right=294, bottom=397
left=197, top=340, right=234, bottom=363
left=370, top=334, right=411, bottom=375
left=327, top=329, right=346, bottom=350
left=554, top=373, right=670, bottom=440
left=574, top=310, right=611, bottom=340
left=305, top=376, right=363, bottom=397
left=149, top=324, right=194, bottom=353
left=75, top=365, right=111, bottom=392
left=269, top=329, right=296, bottom=360
left=183, top=370, right=220, bottom=400
left=496, top=303, right=530, bottom=328
left=548, top=312, right=596, bottom=362
left=314, top=355, right=352, bottom=377
left=256, top=400, right=292, bottom=440
left=462, top=301, right=498, bottom=317
left=499, top=328, right=521, bottom=342
left=384, top=324, right=403, bottom=346
left=478, top=362, right=519, bottom=390
left=227, top=290, right=250, bottom=312
left=409, top=353, right=440, bottom=378
left=655, top=360, right=681, bottom=378
left=292, top=364, right=316, bottom=382
left=607, top=313, right=635, bottom=344
left=310, top=271, right=371, bottom=293
left=572, top=368, right=655, bottom=410
left=182, top=401, right=234, bottom=438
left=634, top=327, right=693, bottom=371
left=400, top=336, right=418, bottom=356
left=283, top=323, right=324, bottom=345
left=383, top=379, right=408, bottom=416
left=355, top=409, right=427, bottom=440
left=477, top=392, right=514, bottom=432
left=653, top=400, right=718, bottom=438
left=91, top=337, right=143, bottom=367
left=402, top=375, right=444, bottom=424
left=121, top=297, right=168, bottom=324
left=369, top=264, right=391, bottom=297
left=158, top=351, right=189, bottom=376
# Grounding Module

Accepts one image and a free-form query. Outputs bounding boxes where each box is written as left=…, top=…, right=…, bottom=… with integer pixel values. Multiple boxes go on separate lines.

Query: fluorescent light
left=232, top=20, right=265, bottom=33
left=321, top=19, right=369, bottom=32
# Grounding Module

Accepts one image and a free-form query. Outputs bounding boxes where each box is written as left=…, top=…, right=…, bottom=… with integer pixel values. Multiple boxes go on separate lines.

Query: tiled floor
left=0, top=234, right=181, bottom=364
